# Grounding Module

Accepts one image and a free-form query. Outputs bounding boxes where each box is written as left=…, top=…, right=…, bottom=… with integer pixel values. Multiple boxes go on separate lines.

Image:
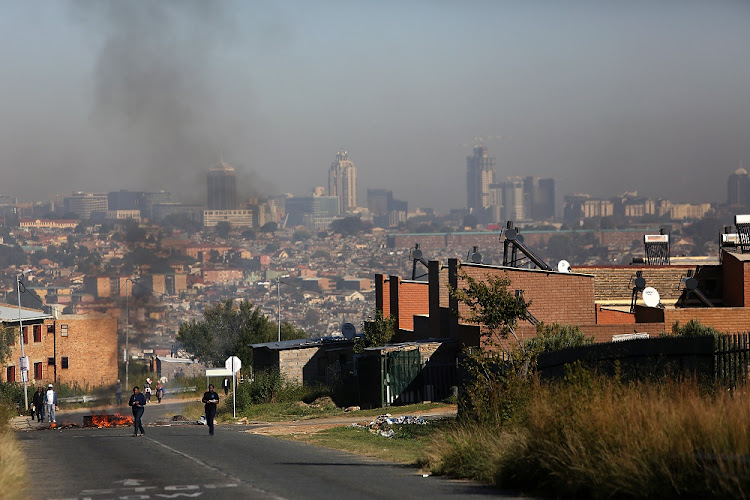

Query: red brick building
left=1, top=306, right=118, bottom=388
left=375, top=249, right=750, bottom=351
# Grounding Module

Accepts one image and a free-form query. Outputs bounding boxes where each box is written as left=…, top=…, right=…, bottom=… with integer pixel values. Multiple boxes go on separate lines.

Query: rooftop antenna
left=467, top=246, right=483, bottom=264
left=644, top=228, right=670, bottom=265
left=501, top=221, right=552, bottom=271
left=629, top=270, right=647, bottom=313
left=410, top=243, right=429, bottom=281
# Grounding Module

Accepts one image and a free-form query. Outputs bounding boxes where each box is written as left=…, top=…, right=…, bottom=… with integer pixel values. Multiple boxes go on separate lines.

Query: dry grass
left=0, top=429, right=27, bottom=499
left=426, top=378, right=750, bottom=498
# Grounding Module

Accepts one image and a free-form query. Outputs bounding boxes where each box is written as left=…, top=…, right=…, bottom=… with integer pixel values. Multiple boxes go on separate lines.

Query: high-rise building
left=328, top=150, right=357, bottom=213
left=285, top=195, right=340, bottom=230
left=523, top=176, right=555, bottom=221
left=63, top=192, right=108, bottom=219
left=466, top=146, right=496, bottom=220
left=728, top=167, right=749, bottom=209
left=367, top=189, right=407, bottom=228
left=207, top=159, right=237, bottom=210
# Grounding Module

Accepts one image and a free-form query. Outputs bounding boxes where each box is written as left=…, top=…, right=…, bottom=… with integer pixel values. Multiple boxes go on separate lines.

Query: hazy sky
left=1, top=1, right=749, bottom=211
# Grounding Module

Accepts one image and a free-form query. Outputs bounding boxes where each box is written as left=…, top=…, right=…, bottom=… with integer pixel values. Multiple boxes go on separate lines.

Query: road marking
left=142, top=436, right=285, bottom=500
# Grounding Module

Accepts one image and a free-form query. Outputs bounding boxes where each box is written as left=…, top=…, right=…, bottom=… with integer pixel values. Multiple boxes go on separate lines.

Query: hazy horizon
left=1, top=1, right=749, bottom=211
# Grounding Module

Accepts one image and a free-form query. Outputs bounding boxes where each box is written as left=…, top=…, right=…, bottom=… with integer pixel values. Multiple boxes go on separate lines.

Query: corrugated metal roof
left=0, top=305, right=52, bottom=323
left=251, top=336, right=354, bottom=351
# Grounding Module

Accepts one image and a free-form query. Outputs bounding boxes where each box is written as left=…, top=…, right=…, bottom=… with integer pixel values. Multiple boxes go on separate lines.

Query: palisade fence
left=537, top=334, right=750, bottom=388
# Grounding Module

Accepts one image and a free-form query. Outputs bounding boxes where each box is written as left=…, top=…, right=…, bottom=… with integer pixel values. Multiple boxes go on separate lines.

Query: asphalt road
left=16, top=402, right=512, bottom=500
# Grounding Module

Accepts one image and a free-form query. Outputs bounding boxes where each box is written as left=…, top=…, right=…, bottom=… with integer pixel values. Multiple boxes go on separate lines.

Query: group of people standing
left=31, top=384, right=58, bottom=424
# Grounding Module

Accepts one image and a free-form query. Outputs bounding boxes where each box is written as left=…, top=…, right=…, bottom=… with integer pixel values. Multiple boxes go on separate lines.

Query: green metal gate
left=385, top=349, right=421, bottom=406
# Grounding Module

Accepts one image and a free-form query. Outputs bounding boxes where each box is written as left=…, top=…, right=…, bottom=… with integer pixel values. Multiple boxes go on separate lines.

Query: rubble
left=350, top=413, right=428, bottom=438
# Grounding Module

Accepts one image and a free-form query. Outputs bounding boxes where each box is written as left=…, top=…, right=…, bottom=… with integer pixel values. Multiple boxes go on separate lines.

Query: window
left=34, top=362, right=42, bottom=380
left=47, top=324, right=54, bottom=334
left=33, top=324, right=42, bottom=342
left=61, top=324, right=68, bottom=337
left=22, top=326, right=28, bottom=344
left=61, top=357, right=69, bottom=369
left=6, top=366, right=15, bottom=383
left=48, top=358, right=55, bottom=366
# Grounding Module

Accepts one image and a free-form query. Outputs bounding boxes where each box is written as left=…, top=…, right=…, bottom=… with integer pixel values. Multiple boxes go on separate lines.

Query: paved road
left=16, top=402, right=511, bottom=499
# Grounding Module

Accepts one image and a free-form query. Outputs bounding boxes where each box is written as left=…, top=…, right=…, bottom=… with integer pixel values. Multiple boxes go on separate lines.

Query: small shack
left=250, top=336, right=356, bottom=385
left=357, top=339, right=459, bottom=408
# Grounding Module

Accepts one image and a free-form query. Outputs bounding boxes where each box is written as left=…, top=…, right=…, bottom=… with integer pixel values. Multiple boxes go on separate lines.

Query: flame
left=90, top=412, right=134, bottom=428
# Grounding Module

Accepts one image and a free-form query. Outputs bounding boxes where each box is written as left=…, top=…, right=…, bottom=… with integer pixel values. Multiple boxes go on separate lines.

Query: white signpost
left=225, top=356, right=241, bottom=418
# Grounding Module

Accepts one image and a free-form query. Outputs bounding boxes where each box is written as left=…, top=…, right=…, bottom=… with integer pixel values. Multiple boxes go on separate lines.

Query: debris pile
left=350, top=413, right=427, bottom=438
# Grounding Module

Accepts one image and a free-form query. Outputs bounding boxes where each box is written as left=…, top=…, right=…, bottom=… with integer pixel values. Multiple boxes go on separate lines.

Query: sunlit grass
left=424, top=378, right=750, bottom=498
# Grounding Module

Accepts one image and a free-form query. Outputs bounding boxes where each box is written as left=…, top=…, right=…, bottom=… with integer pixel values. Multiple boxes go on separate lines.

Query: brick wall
left=279, top=347, right=319, bottom=384
left=2, top=314, right=117, bottom=388
left=55, top=314, right=118, bottom=388
left=663, top=308, right=750, bottom=333
left=722, top=251, right=748, bottom=307
left=395, top=281, right=429, bottom=331
left=596, top=305, right=635, bottom=324
left=457, top=263, right=596, bottom=326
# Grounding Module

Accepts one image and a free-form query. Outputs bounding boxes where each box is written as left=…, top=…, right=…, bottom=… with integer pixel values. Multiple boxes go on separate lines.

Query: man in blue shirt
left=201, top=384, right=220, bottom=436
left=128, top=386, right=147, bottom=436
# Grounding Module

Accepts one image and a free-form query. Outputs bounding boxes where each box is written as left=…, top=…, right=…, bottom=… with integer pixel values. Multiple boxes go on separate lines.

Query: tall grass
left=426, top=376, right=750, bottom=498
left=0, top=384, right=27, bottom=499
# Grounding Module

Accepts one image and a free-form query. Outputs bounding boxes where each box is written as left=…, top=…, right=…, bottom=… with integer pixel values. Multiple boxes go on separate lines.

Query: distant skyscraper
left=466, top=146, right=496, bottom=220
left=727, top=167, right=749, bottom=209
left=63, top=192, right=108, bottom=219
left=328, top=150, right=357, bottom=213
left=207, top=159, right=237, bottom=210
left=523, top=176, right=555, bottom=221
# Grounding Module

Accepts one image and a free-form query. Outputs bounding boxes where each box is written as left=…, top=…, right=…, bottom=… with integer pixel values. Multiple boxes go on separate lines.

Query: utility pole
left=277, top=276, right=281, bottom=342
left=17, top=271, right=30, bottom=412
left=125, top=279, right=129, bottom=391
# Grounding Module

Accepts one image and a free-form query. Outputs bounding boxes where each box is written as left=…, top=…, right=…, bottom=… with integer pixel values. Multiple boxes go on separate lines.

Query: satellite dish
left=642, top=287, right=661, bottom=308
left=557, top=260, right=571, bottom=273
left=341, top=323, right=356, bottom=340
left=504, top=228, right=518, bottom=240
left=412, top=248, right=423, bottom=260
left=471, top=251, right=482, bottom=263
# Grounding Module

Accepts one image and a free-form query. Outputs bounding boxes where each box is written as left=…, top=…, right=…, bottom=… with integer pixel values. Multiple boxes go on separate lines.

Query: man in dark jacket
left=201, top=384, right=220, bottom=436
left=32, top=386, right=45, bottom=422
left=128, top=386, right=147, bottom=436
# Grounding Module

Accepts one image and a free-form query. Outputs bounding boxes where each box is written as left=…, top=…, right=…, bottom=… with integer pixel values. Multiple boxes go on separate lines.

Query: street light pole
left=125, top=279, right=129, bottom=392
left=17, top=271, right=30, bottom=412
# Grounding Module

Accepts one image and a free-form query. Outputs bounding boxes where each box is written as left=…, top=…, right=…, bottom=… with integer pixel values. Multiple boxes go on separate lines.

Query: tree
left=176, top=300, right=306, bottom=367
left=354, top=309, right=396, bottom=353
left=449, top=270, right=529, bottom=356
left=261, top=222, right=278, bottom=234
left=0, top=326, right=15, bottom=365
left=330, top=216, right=371, bottom=236
left=215, top=222, right=231, bottom=239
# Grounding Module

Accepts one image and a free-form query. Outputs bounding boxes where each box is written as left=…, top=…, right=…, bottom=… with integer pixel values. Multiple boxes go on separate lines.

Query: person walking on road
left=44, top=384, right=58, bottom=424
left=155, top=381, right=164, bottom=403
left=115, top=379, right=123, bottom=406
left=222, top=377, right=230, bottom=396
left=128, top=386, right=147, bottom=436
left=32, top=386, right=45, bottom=422
left=201, top=384, right=220, bottom=436
left=144, top=378, right=152, bottom=402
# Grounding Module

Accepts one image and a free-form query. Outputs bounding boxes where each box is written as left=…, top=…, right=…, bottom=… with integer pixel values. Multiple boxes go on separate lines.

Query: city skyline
left=0, top=2, right=749, bottom=211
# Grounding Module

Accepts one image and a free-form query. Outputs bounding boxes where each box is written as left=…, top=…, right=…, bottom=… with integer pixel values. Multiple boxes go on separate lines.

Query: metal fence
left=715, top=333, right=750, bottom=388
left=537, top=334, right=750, bottom=388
